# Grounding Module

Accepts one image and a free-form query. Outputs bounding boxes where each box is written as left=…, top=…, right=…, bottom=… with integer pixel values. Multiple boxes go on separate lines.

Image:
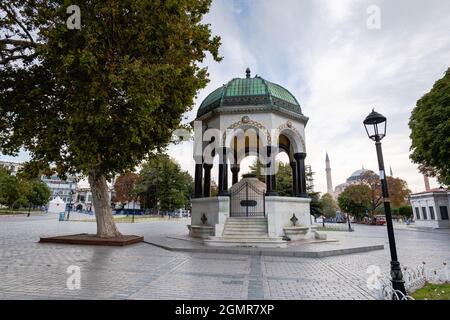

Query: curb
left=143, top=240, right=384, bottom=258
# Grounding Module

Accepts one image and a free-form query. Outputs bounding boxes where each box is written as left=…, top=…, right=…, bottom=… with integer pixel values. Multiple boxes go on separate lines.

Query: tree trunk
left=88, top=169, right=122, bottom=238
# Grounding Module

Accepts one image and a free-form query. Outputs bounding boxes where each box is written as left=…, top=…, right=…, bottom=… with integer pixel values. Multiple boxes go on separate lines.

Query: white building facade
left=410, top=188, right=450, bottom=229
left=41, top=174, right=77, bottom=204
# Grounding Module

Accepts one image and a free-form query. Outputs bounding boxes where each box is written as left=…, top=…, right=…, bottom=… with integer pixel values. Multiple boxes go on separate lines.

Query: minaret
left=325, top=152, right=333, bottom=196
left=389, top=166, right=393, bottom=177
left=423, top=174, right=431, bottom=191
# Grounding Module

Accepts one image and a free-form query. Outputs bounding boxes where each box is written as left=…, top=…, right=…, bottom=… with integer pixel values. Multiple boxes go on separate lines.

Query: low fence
left=313, top=222, right=353, bottom=232
left=377, top=262, right=449, bottom=300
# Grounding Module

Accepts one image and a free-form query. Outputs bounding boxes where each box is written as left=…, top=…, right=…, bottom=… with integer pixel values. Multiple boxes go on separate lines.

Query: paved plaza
left=0, top=214, right=449, bottom=300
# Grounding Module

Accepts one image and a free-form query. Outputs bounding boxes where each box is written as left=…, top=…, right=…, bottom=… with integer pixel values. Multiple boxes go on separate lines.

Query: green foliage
left=309, top=192, right=323, bottom=216
left=398, top=205, right=413, bottom=218
left=249, top=159, right=266, bottom=183
left=306, top=165, right=322, bottom=216
left=0, top=0, right=221, bottom=235
left=409, top=68, right=450, bottom=186
left=26, top=180, right=52, bottom=207
left=337, top=184, right=371, bottom=221
left=0, top=168, right=50, bottom=208
left=412, top=283, right=450, bottom=300
left=0, top=0, right=221, bottom=178
left=320, top=193, right=339, bottom=218
left=275, top=162, right=292, bottom=196
left=136, top=154, right=193, bottom=212
left=0, top=169, right=27, bottom=208
left=249, top=160, right=322, bottom=215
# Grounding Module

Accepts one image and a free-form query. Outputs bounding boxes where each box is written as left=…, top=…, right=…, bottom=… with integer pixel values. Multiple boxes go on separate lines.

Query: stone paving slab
left=1, top=216, right=449, bottom=300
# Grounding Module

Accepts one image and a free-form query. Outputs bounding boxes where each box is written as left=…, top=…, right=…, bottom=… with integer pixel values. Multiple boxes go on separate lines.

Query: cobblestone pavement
left=1, top=214, right=449, bottom=300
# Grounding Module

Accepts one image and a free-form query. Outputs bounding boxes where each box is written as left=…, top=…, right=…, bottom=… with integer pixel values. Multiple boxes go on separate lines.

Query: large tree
left=337, top=184, right=371, bottom=221
left=113, top=172, right=142, bottom=206
left=360, top=171, right=411, bottom=214
left=320, top=193, right=339, bottom=218
left=0, top=168, right=29, bottom=209
left=386, top=176, right=411, bottom=208
left=136, top=154, right=192, bottom=212
left=306, top=165, right=323, bottom=216
left=275, top=162, right=292, bottom=196
left=26, top=180, right=51, bottom=208
left=0, top=1, right=221, bottom=237
left=409, top=68, right=450, bottom=186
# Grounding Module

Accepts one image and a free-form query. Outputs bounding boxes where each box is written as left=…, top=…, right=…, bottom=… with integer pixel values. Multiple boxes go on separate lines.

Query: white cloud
left=168, top=0, right=450, bottom=194
left=3, top=0, right=449, bottom=194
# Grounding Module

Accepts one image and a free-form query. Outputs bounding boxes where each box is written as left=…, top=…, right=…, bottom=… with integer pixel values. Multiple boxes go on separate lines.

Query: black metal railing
left=230, top=181, right=265, bottom=217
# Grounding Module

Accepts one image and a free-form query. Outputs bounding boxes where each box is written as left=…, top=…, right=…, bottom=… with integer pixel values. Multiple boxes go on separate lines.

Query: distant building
left=41, top=174, right=77, bottom=204
left=334, top=167, right=375, bottom=198
left=2, top=160, right=118, bottom=211
left=73, top=187, right=93, bottom=211
left=325, top=153, right=333, bottom=196
left=0, top=160, right=23, bottom=176
left=409, top=187, right=450, bottom=229
left=73, top=185, right=116, bottom=212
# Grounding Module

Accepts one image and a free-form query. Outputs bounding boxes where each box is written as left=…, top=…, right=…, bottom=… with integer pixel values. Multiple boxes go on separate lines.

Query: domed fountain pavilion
left=189, top=69, right=312, bottom=247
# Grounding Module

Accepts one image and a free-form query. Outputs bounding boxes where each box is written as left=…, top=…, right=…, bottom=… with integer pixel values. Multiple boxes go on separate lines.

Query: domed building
left=334, top=168, right=376, bottom=198
left=189, top=68, right=311, bottom=247
left=196, top=70, right=303, bottom=119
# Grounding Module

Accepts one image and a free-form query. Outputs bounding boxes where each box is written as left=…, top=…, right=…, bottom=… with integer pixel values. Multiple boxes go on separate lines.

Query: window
left=440, top=206, right=449, bottom=220
left=415, top=207, right=420, bottom=220
left=422, top=207, right=428, bottom=220
left=429, top=207, right=435, bottom=220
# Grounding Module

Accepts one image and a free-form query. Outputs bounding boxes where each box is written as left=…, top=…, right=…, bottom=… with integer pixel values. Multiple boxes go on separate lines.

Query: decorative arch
left=275, top=121, right=306, bottom=154
left=223, top=117, right=271, bottom=147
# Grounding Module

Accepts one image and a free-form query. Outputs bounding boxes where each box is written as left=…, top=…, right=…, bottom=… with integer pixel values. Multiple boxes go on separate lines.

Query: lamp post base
left=390, top=260, right=407, bottom=299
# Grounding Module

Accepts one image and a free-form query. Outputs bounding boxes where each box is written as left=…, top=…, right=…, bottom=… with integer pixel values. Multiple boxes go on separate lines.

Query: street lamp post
left=66, top=190, right=73, bottom=221
left=363, top=109, right=407, bottom=298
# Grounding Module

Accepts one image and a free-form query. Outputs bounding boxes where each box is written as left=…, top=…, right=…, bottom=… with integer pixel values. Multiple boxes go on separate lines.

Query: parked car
left=372, top=215, right=386, bottom=225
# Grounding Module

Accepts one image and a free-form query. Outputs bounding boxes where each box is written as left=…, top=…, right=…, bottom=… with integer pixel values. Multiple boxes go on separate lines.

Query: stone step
left=224, top=228, right=267, bottom=232
left=225, top=225, right=267, bottom=229
left=222, top=234, right=270, bottom=238
left=223, top=229, right=268, bottom=234
left=227, top=217, right=267, bottom=220
left=225, top=220, right=268, bottom=225
left=204, top=237, right=287, bottom=248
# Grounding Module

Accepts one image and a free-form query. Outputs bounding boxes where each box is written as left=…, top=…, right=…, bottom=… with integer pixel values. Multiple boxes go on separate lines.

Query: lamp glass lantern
left=363, top=109, right=387, bottom=141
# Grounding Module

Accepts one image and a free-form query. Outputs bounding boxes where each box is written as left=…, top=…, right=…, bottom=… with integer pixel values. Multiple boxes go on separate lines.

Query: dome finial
left=245, top=67, right=251, bottom=78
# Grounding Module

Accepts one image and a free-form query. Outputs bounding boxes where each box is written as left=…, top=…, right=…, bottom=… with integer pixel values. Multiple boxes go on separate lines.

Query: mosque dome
left=196, top=68, right=303, bottom=118
left=346, top=168, right=375, bottom=183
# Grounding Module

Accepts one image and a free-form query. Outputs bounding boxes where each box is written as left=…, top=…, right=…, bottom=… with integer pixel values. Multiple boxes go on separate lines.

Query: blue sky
left=2, top=0, right=450, bottom=193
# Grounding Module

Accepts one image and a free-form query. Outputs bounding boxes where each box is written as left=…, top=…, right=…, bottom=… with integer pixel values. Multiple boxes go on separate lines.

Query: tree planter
left=283, top=226, right=309, bottom=241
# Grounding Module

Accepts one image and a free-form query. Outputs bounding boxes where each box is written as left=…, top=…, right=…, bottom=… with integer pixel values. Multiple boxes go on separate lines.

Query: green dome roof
left=197, top=69, right=302, bottom=118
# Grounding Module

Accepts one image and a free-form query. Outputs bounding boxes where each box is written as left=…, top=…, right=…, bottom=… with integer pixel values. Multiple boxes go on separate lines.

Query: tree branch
left=0, top=52, right=38, bottom=64
left=0, top=39, right=36, bottom=47
left=1, top=3, right=36, bottom=45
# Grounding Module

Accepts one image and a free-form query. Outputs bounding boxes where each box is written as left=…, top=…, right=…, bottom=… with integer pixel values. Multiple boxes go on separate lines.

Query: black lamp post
left=363, top=109, right=407, bottom=298
left=66, top=190, right=74, bottom=221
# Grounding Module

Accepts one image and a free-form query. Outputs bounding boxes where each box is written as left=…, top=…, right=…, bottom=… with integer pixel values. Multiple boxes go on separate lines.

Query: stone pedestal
left=265, top=196, right=311, bottom=238
left=190, top=196, right=230, bottom=236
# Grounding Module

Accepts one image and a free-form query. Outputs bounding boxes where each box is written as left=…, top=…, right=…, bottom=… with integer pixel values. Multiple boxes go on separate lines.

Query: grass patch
left=0, top=210, right=45, bottom=216
left=412, top=282, right=450, bottom=300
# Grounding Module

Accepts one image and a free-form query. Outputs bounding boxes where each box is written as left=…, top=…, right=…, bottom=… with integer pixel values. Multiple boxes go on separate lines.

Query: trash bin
left=59, top=213, right=65, bottom=221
